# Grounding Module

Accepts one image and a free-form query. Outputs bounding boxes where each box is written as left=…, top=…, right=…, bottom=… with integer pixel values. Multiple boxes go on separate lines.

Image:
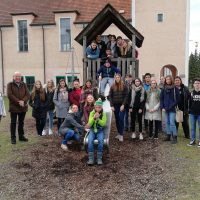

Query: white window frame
left=59, top=17, right=72, bottom=52
left=17, top=20, right=29, bottom=52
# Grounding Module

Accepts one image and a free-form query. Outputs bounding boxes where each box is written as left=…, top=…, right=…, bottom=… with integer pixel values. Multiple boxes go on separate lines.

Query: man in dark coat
left=7, top=72, right=30, bottom=144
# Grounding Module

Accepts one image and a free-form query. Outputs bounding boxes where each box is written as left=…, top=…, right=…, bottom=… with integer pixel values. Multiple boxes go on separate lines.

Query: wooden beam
left=83, top=36, right=87, bottom=58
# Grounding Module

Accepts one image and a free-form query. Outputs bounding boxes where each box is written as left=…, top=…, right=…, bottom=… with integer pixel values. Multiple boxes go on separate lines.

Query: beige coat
left=145, top=89, right=161, bottom=121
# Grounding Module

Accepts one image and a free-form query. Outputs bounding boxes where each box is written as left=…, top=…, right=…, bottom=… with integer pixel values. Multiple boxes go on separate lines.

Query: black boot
left=163, top=134, right=171, bottom=141
left=172, top=136, right=177, bottom=144
left=19, top=136, right=28, bottom=142
left=11, top=139, right=16, bottom=144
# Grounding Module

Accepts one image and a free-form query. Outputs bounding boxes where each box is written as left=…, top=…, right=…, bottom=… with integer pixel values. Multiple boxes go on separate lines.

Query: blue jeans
left=100, top=77, right=114, bottom=96
left=190, top=114, right=200, bottom=141
left=114, top=104, right=125, bottom=135
left=88, top=129, right=104, bottom=153
left=45, top=110, right=54, bottom=130
left=62, top=129, right=80, bottom=145
left=164, top=112, right=177, bottom=136
left=124, top=107, right=129, bottom=129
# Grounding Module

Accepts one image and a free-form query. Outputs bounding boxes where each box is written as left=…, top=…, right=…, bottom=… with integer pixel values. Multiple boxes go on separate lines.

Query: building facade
left=0, top=0, right=189, bottom=93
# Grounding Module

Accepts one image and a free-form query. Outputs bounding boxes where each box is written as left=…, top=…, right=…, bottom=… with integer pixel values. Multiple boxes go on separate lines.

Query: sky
left=190, top=0, right=200, bottom=53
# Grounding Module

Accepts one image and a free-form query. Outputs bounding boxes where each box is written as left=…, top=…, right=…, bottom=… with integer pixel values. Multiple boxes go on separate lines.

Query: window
left=56, top=76, right=66, bottom=86
left=25, top=76, right=35, bottom=92
left=157, top=13, right=163, bottom=22
left=18, top=20, right=28, bottom=52
left=60, top=18, right=71, bottom=51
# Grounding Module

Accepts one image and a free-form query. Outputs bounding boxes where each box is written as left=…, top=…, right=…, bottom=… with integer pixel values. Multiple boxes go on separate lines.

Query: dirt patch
left=0, top=120, right=177, bottom=200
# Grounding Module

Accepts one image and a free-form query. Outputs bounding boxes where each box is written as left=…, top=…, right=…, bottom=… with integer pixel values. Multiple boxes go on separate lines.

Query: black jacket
left=46, top=90, right=55, bottom=111
left=176, top=84, right=190, bottom=114
left=29, top=90, right=48, bottom=118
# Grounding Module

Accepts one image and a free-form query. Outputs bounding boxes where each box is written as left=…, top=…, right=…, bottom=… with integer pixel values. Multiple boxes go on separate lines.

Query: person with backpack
left=188, top=78, right=200, bottom=147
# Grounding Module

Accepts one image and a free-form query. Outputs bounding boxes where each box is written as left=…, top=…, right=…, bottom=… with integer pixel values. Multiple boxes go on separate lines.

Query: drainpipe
left=0, top=27, right=4, bottom=94
left=132, top=0, right=136, bottom=26
left=42, top=25, right=46, bottom=83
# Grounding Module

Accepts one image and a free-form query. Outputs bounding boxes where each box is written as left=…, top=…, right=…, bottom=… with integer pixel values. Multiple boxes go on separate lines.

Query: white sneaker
left=49, top=129, right=53, bottom=135
left=139, top=133, right=144, bottom=140
left=61, top=144, right=68, bottom=151
left=119, top=135, right=123, bottom=142
left=42, top=130, right=47, bottom=136
left=115, top=134, right=120, bottom=139
left=131, top=132, right=136, bottom=139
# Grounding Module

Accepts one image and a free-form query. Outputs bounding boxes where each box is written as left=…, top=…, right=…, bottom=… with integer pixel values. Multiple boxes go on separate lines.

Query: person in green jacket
left=87, top=98, right=107, bottom=165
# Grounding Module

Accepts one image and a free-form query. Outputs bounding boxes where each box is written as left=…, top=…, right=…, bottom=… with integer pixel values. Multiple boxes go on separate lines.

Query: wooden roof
left=75, top=4, right=144, bottom=48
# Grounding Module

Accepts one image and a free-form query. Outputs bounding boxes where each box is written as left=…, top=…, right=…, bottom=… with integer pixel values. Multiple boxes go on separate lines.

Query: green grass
left=0, top=97, right=38, bottom=163
left=168, top=128, right=200, bottom=200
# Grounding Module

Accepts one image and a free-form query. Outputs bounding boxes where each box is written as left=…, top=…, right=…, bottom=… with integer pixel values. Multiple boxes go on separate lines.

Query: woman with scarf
left=129, top=78, right=146, bottom=140
left=145, top=79, right=161, bottom=139
left=160, top=75, right=180, bottom=144
left=53, top=79, right=70, bottom=133
left=109, top=74, right=128, bottom=142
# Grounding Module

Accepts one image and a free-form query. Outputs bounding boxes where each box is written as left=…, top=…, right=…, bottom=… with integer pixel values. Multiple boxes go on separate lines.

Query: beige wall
left=0, top=1, right=189, bottom=92
left=135, top=0, right=188, bottom=82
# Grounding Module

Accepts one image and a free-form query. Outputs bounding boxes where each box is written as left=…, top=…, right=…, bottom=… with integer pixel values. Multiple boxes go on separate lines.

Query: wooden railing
left=83, top=58, right=139, bottom=83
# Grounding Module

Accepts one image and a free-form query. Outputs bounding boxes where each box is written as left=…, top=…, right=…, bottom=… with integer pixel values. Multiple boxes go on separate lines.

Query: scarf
left=130, top=85, right=145, bottom=106
left=60, top=88, right=68, bottom=101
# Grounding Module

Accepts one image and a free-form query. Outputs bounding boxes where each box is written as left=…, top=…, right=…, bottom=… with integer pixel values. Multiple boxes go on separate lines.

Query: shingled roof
left=0, top=0, right=131, bottom=26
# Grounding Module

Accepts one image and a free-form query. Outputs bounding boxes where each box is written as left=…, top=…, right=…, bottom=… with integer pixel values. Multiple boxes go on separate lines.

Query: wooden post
left=132, top=34, right=136, bottom=77
left=83, top=36, right=87, bottom=58
left=83, top=58, right=87, bottom=83
left=83, top=36, right=87, bottom=82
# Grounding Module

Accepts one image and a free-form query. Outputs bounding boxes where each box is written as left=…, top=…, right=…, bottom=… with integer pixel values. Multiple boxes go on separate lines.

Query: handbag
left=175, top=108, right=183, bottom=123
left=174, top=88, right=183, bottom=123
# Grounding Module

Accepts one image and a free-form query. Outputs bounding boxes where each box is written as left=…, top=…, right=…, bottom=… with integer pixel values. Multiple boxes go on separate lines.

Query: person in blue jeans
left=160, top=75, right=180, bottom=144
left=87, top=98, right=107, bottom=165
left=59, top=104, right=85, bottom=151
left=124, top=74, right=133, bottom=131
left=109, top=74, right=128, bottom=142
left=97, top=59, right=120, bottom=97
left=188, top=78, right=200, bottom=147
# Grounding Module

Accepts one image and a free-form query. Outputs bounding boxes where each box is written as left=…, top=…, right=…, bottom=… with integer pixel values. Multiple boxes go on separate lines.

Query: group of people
left=86, top=34, right=138, bottom=60
left=2, top=70, right=200, bottom=165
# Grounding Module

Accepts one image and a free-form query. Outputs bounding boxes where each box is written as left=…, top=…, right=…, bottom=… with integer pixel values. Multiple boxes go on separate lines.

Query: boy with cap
left=87, top=98, right=107, bottom=165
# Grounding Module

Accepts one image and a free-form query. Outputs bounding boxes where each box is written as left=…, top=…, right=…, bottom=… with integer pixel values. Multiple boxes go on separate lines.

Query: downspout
left=42, top=25, right=46, bottom=83
left=0, top=27, right=4, bottom=94
left=132, top=0, right=136, bottom=26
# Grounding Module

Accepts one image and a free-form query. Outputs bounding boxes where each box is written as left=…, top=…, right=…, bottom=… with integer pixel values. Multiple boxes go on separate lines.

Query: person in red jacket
left=69, top=78, right=82, bottom=107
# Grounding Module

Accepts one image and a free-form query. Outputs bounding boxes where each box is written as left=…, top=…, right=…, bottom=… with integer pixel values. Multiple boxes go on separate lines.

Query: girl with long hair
left=160, top=75, right=180, bottom=144
left=145, top=79, right=161, bottom=139
left=29, top=80, right=48, bottom=136
left=42, top=79, right=55, bottom=135
left=129, top=78, right=146, bottom=140
left=109, top=74, right=128, bottom=142
left=83, top=94, right=95, bottom=125
left=53, top=79, right=70, bottom=133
